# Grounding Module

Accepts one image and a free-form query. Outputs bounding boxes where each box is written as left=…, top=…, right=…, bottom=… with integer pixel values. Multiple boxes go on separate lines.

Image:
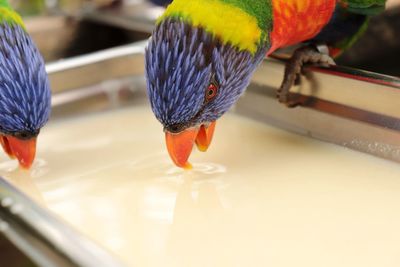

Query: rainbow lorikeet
left=0, top=0, right=51, bottom=169
left=145, top=0, right=386, bottom=169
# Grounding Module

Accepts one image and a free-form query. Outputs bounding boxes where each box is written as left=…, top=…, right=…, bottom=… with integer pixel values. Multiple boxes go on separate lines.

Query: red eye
left=206, top=83, right=218, bottom=102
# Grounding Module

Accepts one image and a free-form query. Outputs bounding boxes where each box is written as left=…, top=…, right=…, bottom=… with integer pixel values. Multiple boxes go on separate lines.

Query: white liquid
left=2, top=105, right=400, bottom=267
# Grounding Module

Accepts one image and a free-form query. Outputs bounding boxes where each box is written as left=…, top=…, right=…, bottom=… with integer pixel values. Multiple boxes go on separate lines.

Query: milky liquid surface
left=2, top=105, right=400, bottom=267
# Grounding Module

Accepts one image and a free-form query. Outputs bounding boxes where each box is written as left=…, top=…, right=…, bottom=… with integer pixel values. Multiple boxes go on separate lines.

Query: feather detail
left=158, top=0, right=266, bottom=54
left=338, top=0, right=386, bottom=15
left=0, top=1, right=26, bottom=30
left=0, top=0, right=10, bottom=8
left=0, top=22, right=50, bottom=134
left=269, top=0, right=336, bottom=53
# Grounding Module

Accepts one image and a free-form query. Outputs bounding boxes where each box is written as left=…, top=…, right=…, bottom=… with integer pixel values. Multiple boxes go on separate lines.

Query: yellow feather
left=158, top=0, right=263, bottom=54
left=0, top=7, right=25, bottom=29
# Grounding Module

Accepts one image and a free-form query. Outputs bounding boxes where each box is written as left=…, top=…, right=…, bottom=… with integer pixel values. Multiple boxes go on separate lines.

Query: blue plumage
left=148, top=0, right=172, bottom=6
left=145, top=19, right=266, bottom=132
left=0, top=23, right=50, bottom=136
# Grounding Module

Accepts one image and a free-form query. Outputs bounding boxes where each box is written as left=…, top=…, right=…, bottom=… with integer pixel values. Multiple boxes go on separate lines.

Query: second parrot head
left=0, top=23, right=51, bottom=169
left=145, top=19, right=265, bottom=168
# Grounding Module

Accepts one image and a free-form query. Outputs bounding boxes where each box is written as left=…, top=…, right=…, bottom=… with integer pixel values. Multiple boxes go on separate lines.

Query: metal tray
left=1, top=22, right=400, bottom=267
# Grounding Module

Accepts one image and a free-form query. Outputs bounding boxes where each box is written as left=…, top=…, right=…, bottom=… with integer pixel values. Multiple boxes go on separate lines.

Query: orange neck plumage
left=268, top=0, right=336, bottom=54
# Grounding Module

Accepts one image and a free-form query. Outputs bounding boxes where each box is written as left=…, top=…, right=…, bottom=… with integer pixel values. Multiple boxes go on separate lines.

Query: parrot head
left=0, top=23, right=51, bottom=169
left=145, top=19, right=265, bottom=168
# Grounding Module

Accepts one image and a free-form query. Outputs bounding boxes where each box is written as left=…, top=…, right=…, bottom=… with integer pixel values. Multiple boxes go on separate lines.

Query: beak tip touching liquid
left=183, top=162, right=193, bottom=170
left=165, top=121, right=216, bottom=169
left=0, top=135, right=37, bottom=169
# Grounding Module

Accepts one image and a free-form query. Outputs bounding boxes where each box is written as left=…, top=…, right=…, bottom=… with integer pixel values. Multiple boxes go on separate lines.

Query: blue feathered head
left=0, top=22, right=51, bottom=169
left=145, top=19, right=265, bottom=168
left=0, top=23, right=50, bottom=135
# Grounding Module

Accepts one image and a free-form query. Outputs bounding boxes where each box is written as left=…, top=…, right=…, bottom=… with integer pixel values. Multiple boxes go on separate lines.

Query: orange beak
left=0, top=135, right=37, bottom=169
left=165, top=121, right=216, bottom=169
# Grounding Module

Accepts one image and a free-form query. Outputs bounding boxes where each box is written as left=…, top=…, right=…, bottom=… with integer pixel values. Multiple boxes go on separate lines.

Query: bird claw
left=277, top=45, right=335, bottom=108
left=276, top=90, right=302, bottom=108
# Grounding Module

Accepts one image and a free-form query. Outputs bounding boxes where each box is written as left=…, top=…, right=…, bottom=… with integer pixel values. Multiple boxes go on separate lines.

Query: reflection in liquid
left=0, top=159, right=45, bottom=205
left=1, top=105, right=400, bottom=266
left=166, top=172, right=226, bottom=267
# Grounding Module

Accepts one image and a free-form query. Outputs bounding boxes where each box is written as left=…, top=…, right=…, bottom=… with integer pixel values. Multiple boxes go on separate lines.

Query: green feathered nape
left=159, top=0, right=273, bottom=54
left=0, top=0, right=11, bottom=8
left=218, top=0, right=273, bottom=38
left=0, top=0, right=25, bottom=30
left=340, top=0, right=386, bottom=15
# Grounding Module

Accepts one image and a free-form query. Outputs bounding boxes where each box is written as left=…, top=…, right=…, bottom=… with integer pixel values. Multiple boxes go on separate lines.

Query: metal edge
left=46, top=41, right=147, bottom=93
left=252, top=58, right=400, bottom=119
left=236, top=85, right=400, bottom=164
left=0, top=176, right=126, bottom=267
left=47, top=40, right=400, bottom=129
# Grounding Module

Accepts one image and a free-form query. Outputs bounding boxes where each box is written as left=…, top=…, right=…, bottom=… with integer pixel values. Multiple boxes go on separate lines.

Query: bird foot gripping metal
left=277, top=44, right=335, bottom=108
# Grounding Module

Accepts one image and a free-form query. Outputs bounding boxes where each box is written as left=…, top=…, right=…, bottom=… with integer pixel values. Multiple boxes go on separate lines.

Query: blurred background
left=337, top=0, right=400, bottom=76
